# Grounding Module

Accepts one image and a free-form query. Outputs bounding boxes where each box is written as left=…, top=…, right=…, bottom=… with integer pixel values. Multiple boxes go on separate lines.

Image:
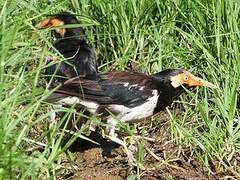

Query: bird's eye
left=183, top=76, right=189, bottom=81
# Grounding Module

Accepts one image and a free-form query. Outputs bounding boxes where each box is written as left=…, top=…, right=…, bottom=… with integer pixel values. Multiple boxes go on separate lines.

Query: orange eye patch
left=172, top=72, right=217, bottom=88
left=36, top=18, right=66, bottom=37
left=37, top=18, right=64, bottom=28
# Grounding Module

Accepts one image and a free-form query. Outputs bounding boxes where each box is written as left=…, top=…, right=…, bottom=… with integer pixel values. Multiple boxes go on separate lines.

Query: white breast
left=108, top=90, right=159, bottom=123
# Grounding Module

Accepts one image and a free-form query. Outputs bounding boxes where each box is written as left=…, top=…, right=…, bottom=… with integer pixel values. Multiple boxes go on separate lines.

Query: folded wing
left=48, top=71, right=156, bottom=108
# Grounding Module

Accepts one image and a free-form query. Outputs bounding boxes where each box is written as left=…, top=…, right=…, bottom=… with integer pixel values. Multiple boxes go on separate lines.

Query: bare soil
left=31, top=111, right=239, bottom=179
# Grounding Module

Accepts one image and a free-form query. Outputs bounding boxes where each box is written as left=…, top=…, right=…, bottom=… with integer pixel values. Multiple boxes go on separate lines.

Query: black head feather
left=52, top=12, right=78, bottom=24
left=153, top=68, right=185, bottom=79
left=152, top=68, right=185, bottom=89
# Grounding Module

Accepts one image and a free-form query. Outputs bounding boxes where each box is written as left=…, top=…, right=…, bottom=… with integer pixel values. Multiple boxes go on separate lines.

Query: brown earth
left=29, top=111, right=239, bottom=179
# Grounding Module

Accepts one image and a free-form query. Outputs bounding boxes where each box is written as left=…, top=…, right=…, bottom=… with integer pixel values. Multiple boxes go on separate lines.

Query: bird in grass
left=47, top=68, right=217, bottom=136
left=37, top=12, right=97, bottom=84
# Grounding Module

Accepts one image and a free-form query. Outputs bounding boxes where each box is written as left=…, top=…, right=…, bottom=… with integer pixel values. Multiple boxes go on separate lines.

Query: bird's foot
left=45, top=56, right=57, bottom=64
left=89, top=122, right=97, bottom=132
left=134, top=135, right=156, bottom=142
left=106, top=134, right=137, bottom=167
left=102, top=124, right=150, bottom=168
left=49, top=109, right=57, bottom=128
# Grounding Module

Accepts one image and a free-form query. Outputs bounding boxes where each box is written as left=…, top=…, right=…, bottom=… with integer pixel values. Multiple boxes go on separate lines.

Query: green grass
left=0, top=0, right=240, bottom=178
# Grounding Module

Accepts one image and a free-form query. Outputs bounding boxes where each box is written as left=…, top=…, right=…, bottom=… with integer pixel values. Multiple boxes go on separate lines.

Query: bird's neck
left=151, top=76, right=183, bottom=114
left=53, top=38, right=88, bottom=55
left=55, top=36, right=86, bottom=43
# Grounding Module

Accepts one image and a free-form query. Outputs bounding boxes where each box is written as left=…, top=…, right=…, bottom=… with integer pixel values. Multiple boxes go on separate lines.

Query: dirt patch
left=32, top=111, right=239, bottom=179
left=72, top=148, right=126, bottom=180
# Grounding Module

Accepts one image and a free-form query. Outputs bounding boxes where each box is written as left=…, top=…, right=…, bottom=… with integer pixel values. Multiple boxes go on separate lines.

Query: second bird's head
left=37, top=12, right=85, bottom=39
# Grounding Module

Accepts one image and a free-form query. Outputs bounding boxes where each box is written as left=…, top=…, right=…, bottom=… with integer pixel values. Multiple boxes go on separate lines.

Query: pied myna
left=47, top=68, right=217, bottom=136
left=37, top=12, right=97, bottom=83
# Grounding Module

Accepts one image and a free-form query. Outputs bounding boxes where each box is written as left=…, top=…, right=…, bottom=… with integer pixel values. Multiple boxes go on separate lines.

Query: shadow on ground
left=31, top=110, right=239, bottom=179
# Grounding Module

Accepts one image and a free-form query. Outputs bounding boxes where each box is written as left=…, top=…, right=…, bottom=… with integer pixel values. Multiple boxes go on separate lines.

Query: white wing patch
left=124, top=83, right=145, bottom=91
left=123, top=82, right=129, bottom=87
left=128, top=84, right=137, bottom=89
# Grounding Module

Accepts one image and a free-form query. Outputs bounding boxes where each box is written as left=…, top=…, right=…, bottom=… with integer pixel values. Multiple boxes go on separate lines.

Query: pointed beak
left=189, top=75, right=218, bottom=89
left=200, top=79, right=218, bottom=89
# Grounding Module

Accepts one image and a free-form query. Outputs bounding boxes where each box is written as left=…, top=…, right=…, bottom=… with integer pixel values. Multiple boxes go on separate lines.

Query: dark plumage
left=47, top=69, right=216, bottom=135
left=51, top=13, right=86, bottom=39
left=37, top=12, right=97, bottom=84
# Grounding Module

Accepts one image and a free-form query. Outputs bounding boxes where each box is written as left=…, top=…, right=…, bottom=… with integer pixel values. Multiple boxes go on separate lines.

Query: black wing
left=44, top=38, right=97, bottom=83
left=48, top=71, right=156, bottom=108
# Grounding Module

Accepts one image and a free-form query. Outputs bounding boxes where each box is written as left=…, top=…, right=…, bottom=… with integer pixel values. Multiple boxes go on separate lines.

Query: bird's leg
left=134, top=135, right=156, bottom=143
left=106, top=118, right=118, bottom=137
left=106, top=134, right=137, bottom=166
left=105, top=118, right=137, bottom=166
left=89, top=122, right=97, bottom=132
left=45, top=55, right=57, bottom=64
left=49, top=105, right=56, bottom=128
left=48, top=104, right=62, bottom=128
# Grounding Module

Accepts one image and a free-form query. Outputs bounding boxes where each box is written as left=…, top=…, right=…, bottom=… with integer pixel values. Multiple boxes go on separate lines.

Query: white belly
left=108, top=90, right=159, bottom=123
left=56, top=90, right=159, bottom=124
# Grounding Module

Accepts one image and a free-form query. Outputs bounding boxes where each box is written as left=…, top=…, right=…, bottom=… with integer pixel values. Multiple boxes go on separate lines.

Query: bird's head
left=36, top=12, right=85, bottom=39
left=153, top=68, right=217, bottom=90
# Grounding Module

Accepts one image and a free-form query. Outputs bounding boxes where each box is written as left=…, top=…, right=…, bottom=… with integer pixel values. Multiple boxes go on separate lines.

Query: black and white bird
left=37, top=12, right=97, bottom=84
left=47, top=68, right=217, bottom=136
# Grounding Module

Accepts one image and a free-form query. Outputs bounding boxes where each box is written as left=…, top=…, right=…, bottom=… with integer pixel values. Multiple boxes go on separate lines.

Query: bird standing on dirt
left=47, top=68, right=217, bottom=136
left=37, top=12, right=98, bottom=84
